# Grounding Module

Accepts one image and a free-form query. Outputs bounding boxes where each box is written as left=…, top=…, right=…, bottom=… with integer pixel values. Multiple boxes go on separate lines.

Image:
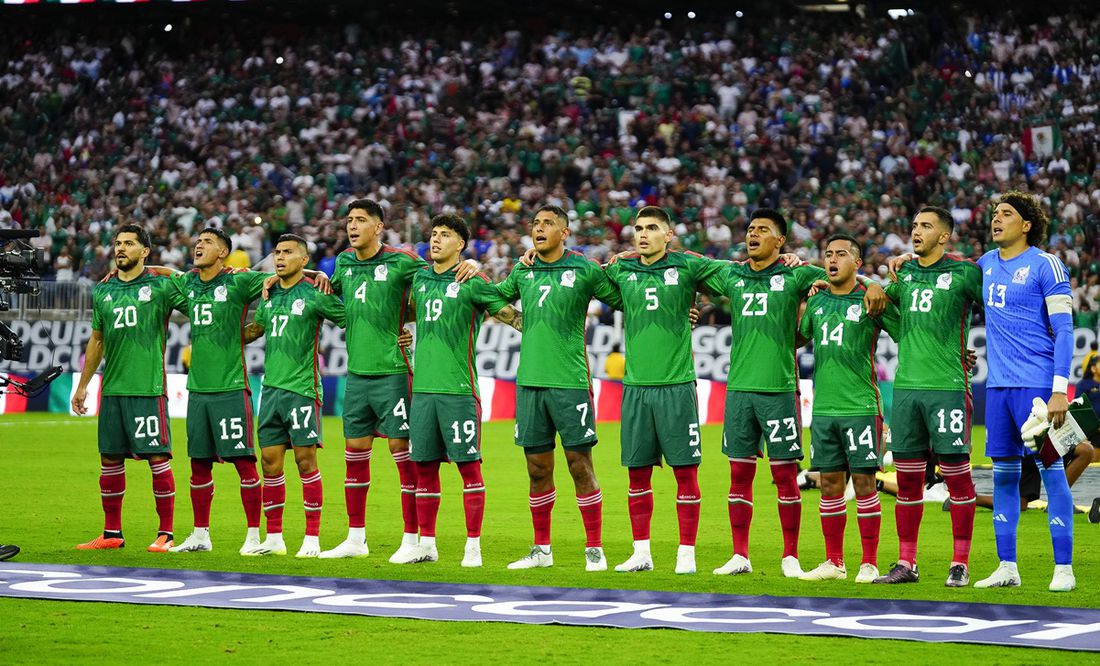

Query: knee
left=1075, top=440, right=1096, bottom=463
left=526, top=457, right=554, bottom=483
left=565, top=455, right=594, bottom=483
left=295, top=458, right=317, bottom=476
left=819, top=473, right=845, bottom=497
left=388, top=437, right=410, bottom=454
left=852, top=474, right=876, bottom=497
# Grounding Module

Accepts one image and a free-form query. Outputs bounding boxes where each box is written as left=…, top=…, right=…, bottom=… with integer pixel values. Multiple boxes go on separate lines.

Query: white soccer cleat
left=241, top=535, right=287, bottom=557
left=295, top=540, right=321, bottom=559
left=461, top=541, right=482, bottom=568
left=169, top=531, right=212, bottom=553
left=614, top=548, right=654, bottom=573
left=584, top=547, right=607, bottom=572
left=974, top=561, right=1021, bottom=588
left=1049, top=564, right=1076, bottom=592
left=854, top=563, right=880, bottom=583
left=924, top=481, right=949, bottom=505
left=507, top=545, right=553, bottom=570
left=713, top=554, right=752, bottom=575
left=781, top=555, right=804, bottom=578
left=239, top=536, right=262, bottom=556
left=799, top=560, right=847, bottom=581
left=319, top=539, right=370, bottom=559
left=389, top=543, right=422, bottom=564
left=674, top=545, right=696, bottom=575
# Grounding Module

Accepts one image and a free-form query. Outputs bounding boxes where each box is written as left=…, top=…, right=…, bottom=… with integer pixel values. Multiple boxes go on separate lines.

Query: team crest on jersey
left=845, top=304, right=862, bottom=322
left=663, top=268, right=679, bottom=285
left=374, top=264, right=388, bottom=281
left=214, top=285, right=228, bottom=302
left=561, top=270, right=576, bottom=288
left=291, top=298, right=306, bottom=315
left=445, top=282, right=461, bottom=298
left=138, top=286, right=152, bottom=302
left=936, top=273, right=953, bottom=290
left=1012, top=266, right=1030, bottom=284
left=769, top=275, right=785, bottom=291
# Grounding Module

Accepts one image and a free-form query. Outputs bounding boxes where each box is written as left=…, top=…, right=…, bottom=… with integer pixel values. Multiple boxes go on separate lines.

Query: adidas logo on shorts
left=234, top=441, right=245, bottom=449
left=584, top=428, right=595, bottom=437
left=466, top=446, right=478, bottom=455
left=788, top=442, right=799, bottom=452
left=865, top=451, right=877, bottom=460
left=952, top=438, right=964, bottom=447
left=307, top=430, right=317, bottom=438
left=400, top=423, right=409, bottom=431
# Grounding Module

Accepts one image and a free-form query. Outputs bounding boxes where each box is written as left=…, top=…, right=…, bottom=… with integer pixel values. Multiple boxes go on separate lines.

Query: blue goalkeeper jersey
left=978, top=246, right=1073, bottom=389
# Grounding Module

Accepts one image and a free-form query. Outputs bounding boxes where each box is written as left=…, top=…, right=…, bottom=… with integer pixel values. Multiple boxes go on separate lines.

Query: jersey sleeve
left=329, top=256, right=346, bottom=296
left=877, top=300, right=901, bottom=340
left=496, top=267, right=520, bottom=302
left=91, top=287, right=104, bottom=331
left=1039, top=253, right=1074, bottom=390
left=795, top=265, right=828, bottom=296
left=963, top=262, right=983, bottom=303
left=797, top=299, right=815, bottom=340
left=591, top=264, right=623, bottom=309
left=1038, top=253, right=1072, bottom=299
left=238, top=271, right=270, bottom=301
left=472, top=277, right=510, bottom=315
left=688, top=253, right=725, bottom=295
left=318, top=293, right=346, bottom=328
left=884, top=277, right=900, bottom=303
left=162, top=277, right=188, bottom=312
left=401, top=251, right=429, bottom=283
left=697, top=260, right=728, bottom=295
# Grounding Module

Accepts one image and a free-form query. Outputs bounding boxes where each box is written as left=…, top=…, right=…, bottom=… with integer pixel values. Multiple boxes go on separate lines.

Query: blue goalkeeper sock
left=991, top=459, right=1022, bottom=562
left=1039, top=459, right=1074, bottom=565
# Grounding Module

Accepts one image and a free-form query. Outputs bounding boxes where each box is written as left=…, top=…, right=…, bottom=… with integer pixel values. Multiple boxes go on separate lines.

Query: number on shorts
left=392, top=398, right=407, bottom=420
left=538, top=284, right=552, bottom=307
left=688, top=423, right=700, bottom=446
left=576, top=402, right=589, bottom=426
left=450, top=420, right=477, bottom=444
left=936, top=408, right=965, bottom=434
left=133, top=415, right=160, bottom=439
left=113, top=305, right=138, bottom=329
left=218, top=417, right=244, bottom=441
left=288, top=405, right=314, bottom=430
left=765, top=417, right=798, bottom=443
left=845, top=426, right=874, bottom=451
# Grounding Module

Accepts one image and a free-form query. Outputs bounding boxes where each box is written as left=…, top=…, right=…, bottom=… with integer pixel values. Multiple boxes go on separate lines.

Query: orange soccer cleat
left=147, top=534, right=174, bottom=553
left=76, top=535, right=125, bottom=550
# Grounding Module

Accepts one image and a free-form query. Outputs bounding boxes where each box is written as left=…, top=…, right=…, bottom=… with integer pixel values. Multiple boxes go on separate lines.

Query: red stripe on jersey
left=398, top=286, right=413, bottom=373
left=957, top=299, right=970, bottom=392
left=157, top=395, right=169, bottom=445
left=467, top=311, right=479, bottom=399
left=491, top=380, right=516, bottom=420
left=383, top=245, right=421, bottom=262
left=243, top=390, right=255, bottom=448
left=596, top=380, right=623, bottom=422
left=312, top=321, right=322, bottom=399
left=707, top=381, right=726, bottom=424
left=238, top=301, right=250, bottom=392
left=869, top=324, right=882, bottom=415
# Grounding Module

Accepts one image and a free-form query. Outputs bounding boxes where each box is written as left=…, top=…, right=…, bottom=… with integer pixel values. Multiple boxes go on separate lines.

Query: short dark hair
left=534, top=204, right=568, bottom=225
left=276, top=233, right=309, bottom=253
left=635, top=205, right=672, bottom=227
left=115, top=223, right=151, bottom=248
left=917, top=205, right=954, bottom=233
left=750, top=208, right=787, bottom=236
left=825, top=233, right=862, bottom=259
left=430, top=213, right=470, bottom=250
left=997, top=190, right=1049, bottom=247
left=346, top=198, right=385, bottom=222
left=198, top=226, right=232, bottom=252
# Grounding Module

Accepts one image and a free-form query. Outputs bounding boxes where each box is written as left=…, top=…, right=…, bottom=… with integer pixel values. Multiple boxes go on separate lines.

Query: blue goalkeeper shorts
left=985, top=386, right=1050, bottom=459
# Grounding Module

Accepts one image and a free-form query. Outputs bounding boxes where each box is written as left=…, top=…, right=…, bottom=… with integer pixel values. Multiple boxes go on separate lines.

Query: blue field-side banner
left=1, top=564, right=1098, bottom=651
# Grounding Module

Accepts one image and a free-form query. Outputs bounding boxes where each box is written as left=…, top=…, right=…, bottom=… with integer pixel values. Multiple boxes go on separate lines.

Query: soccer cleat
left=674, top=545, right=696, bottom=575
left=614, top=549, right=654, bottom=573
left=924, top=482, right=949, bottom=505
left=584, top=547, right=607, bottom=572
left=781, top=556, right=803, bottom=578
left=239, top=536, right=262, bottom=556
left=240, top=536, right=287, bottom=557
left=461, top=541, right=482, bottom=568
left=854, top=563, right=879, bottom=584
left=799, top=560, right=847, bottom=581
left=507, top=545, right=553, bottom=570
left=296, top=538, right=321, bottom=558
left=713, top=554, right=752, bottom=575
left=319, top=539, right=370, bottom=559
left=974, top=561, right=1020, bottom=588
left=0, top=544, right=19, bottom=561
left=945, top=564, right=970, bottom=587
left=873, top=562, right=920, bottom=584
left=389, top=542, right=422, bottom=564
left=1048, top=565, right=1076, bottom=592
left=147, top=534, right=174, bottom=553
left=1089, top=498, right=1100, bottom=524
left=169, top=531, right=212, bottom=553
left=76, top=535, right=125, bottom=550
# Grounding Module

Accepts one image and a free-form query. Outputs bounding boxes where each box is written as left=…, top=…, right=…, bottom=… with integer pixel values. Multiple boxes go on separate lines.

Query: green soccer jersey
left=331, top=245, right=427, bottom=376
left=884, top=255, right=982, bottom=391
left=254, top=277, right=346, bottom=400
left=411, top=267, right=509, bottom=396
left=702, top=260, right=827, bottom=392
left=173, top=269, right=269, bottom=393
left=604, top=250, right=724, bottom=386
left=91, top=270, right=187, bottom=396
left=798, top=287, right=883, bottom=416
left=496, top=250, right=622, bottom=389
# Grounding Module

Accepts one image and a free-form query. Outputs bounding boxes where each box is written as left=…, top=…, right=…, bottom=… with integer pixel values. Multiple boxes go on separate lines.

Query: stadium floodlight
left=887, top=9, right=913, bottom=20
left=663, top=12, right=672, bottom=19
left=736, top=11, right=744, bottom=17
left=687, top=11, right=696, bottom=19
left=276, top=56, right=285, bottom=65
left=165, top=24, right=173, bottom=32
left=253, top=216, right=263, bottom=225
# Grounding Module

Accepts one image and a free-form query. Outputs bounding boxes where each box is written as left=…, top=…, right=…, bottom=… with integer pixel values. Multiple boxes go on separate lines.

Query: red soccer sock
left=233, top=458, right=262, bottom=529
left=728, top=458, right=756, bottom=557
left=189, top=459, right=215, bottom=529
left=529, top=487, right=555, bottom=546
left=100, top=462, right=126, bottom=533
left=855, top=492, right=881, bottom=566
left=576, top=489, right=603, bottom=548
left=393, top=449, right=418, bottom=534
left=673, top=466, right=701, bottom=547
left=301, top=470, right=323, bottom=537
left=344, top=447, right=372, bottom=529
left=894, top=459, right=927, bottom=567
left=415, top=461, right=442, bottom=538
left=149, top=460, right=175, bottom=534
left=940, top=461, right=976, bottom=566
left=458, top=461, right=485, bottom=538
left=627, top=466, right=654, bottom=541
left=263, top=474, right=286, bottom=534
left=819, top=494, right=846, bottom=567
left=771, top=460, right=801, bottom=559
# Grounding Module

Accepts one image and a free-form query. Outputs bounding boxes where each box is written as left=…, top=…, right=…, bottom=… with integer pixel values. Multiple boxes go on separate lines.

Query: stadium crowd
left=0, top=8, right=1098, bottom=325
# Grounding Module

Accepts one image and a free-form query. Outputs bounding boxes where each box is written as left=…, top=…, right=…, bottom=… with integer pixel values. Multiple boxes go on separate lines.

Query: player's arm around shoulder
left=475, top=275, right=521, bottom=331
left=319, top=291, right=346, bottom=328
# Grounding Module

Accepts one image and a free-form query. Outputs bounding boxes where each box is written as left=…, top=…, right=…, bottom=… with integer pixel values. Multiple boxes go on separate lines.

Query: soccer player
left=704, top=209, right=886, bottom=578
left=796, top=234, right=893, bottom=583
left=319, top=199, right=479, bottom=561
left=395, top=214, right=520, bottom=567
left=496, top=204, right=622, bottom=572
left=241, top=234, right=346, bottom=558
left=974, top=192, right=1075, bottom=591
left=874, top=206, right=982, bottom=587
left=603, top=206, right=724, bottom=575
left=72, top=224, right=187, bottom=552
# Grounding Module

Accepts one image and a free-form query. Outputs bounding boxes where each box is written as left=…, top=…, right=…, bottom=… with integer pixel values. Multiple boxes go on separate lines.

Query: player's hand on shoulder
left=886, top=252, right=915, bottom=282
left=100, top=268, right=117, bottom=283
left=519, top=248, right=537, bottom=267
left=778, top=253, right=803, bottom=267
left=312, top=272, right=333, bottom=295
left=862, top=281, right=887, bottom=316
left=807, top=279, right=828, bottom=298
left=454, top=259, right=482, bottom=283
left=261, top=274, right=279, bottom=300
left=608, top=250, right=632, bottom=265
left=397, top=326, right=414, bottom=350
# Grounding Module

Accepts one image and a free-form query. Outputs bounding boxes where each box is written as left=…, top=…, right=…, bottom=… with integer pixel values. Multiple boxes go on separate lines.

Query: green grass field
left=0, top=413, right=1096, bottom=663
